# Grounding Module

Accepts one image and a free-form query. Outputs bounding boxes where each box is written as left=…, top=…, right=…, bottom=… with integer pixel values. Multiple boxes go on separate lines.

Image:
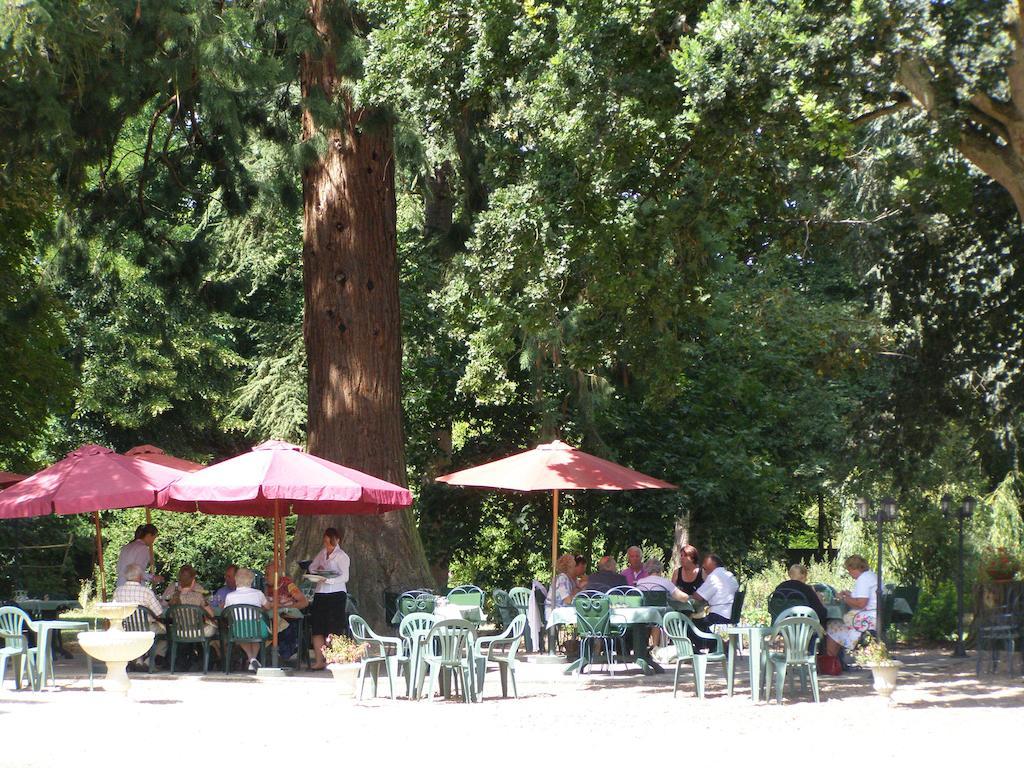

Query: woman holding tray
left=309, top=527, right=350, bottom=670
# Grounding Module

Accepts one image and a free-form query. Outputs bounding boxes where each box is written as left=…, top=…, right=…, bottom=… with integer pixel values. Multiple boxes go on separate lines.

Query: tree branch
left=966, top=104, right=1011, bottom=144
left=851, top=94, right=914, bottom=126
left=138, top=96, right=176, bottom=217
left=958, top=125, right=1024, bottom=219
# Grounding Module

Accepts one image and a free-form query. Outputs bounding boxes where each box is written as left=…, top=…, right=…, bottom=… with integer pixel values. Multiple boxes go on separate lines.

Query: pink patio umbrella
left=125, top=445, right=205, bottom=566
left=125, top=444, right=204, bottom=473
left=0, top=444, right=185, bottom=598
left=0, top=471, right=26, bottom=489
left=436, top=440, right=677, bottom=613
left=161, top=440, right=413, bottom=666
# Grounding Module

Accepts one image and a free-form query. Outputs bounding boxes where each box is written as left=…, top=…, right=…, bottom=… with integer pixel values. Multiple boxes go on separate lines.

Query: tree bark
left=290, top=0, right=431, bottom=629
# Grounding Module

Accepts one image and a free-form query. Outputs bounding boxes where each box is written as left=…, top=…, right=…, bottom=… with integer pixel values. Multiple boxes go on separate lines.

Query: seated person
left=620, top=546, right=649, bottom=586
left=688, top=554, right=738, bottom=649
left=264, top=559, right=310, bottom=661
left=582, top=555, right=628, bottom=592
left=573, top=555, right=587, bottom=587
left=113, top=563, right=167, bottom=660
left=772, top=563, right=828, bottom=624
left=210, top=564, right=238, bottom=608
left=671, top=544, right=703, bottom=594
left=163, top=564, right=218, bottom=639
left=636, top=559, right=691, bottom=603
left=825, top=554, right=878, bottom=658
left=224, top=567, right=270, bottom=672
left=549, top=553, right=582, bottom=609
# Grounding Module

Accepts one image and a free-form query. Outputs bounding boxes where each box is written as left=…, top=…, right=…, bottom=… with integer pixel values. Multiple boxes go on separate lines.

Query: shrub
left=909, top=581, right=957, bottom=643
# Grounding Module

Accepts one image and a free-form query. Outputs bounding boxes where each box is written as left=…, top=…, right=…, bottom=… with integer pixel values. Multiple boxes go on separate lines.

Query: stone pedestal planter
left=866, top=660, right=902, bottom=698
left=328, top=662, right=360, bottom=697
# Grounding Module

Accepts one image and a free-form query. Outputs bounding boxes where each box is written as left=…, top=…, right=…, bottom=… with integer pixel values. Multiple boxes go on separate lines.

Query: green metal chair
left=166, top=604, right=214, bottom=673
left=763, top=615, right=824, bottom=704
left=123, top=605, right=160, bottom=673
left=416, top=618, right=476, bottom=702
left=396, top=593, right=436, bottom=626
left=508, top=587, right=533, bottom=651
left=349, top=614, right=402, bottom=700
left=662, top=610, right=727, bottom=698
left=399, top=612, right=437, bottom=698
left=474, top=613, right=526, bottom=700
left=447, top=585, right=484, bottom=611
left=0, top=606, right=37, bottom=690
left=222, top=604, right=269, bottom=674
left=491, top=588, right=517, bottom=631
left=573, top=594, right=620, bottom=676
left=606, top=586, right=644, bottom=608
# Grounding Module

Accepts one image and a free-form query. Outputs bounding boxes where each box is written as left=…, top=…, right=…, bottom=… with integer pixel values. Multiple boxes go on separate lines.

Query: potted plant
left=853, top=636, right=901, bottom=698
left=323, top=633, right=368, bottom=696
left=981, top=547, right=1020, bottom=582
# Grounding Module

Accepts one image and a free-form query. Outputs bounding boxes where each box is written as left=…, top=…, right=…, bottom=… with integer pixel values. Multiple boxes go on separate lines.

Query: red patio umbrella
left=0, top=471, right=26, bottom=489
left=0, top=444, right=185, bottom=598
left=125, top=445, right=204, bottom=473
left=161, top=440, right=413, bottom=666
left=436, top=440, right=677, bottom=605
left=125, top=445, right=205, bottom=567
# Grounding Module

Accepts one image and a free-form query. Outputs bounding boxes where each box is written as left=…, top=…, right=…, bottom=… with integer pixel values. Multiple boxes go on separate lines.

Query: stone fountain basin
left=78, top=631, right=154, bottom=662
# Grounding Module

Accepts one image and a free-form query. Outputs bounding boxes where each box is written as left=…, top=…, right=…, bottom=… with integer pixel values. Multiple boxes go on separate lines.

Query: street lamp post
left=942, top=493, right=976, bottom=658
left=857, top=496, right=897, bottom=645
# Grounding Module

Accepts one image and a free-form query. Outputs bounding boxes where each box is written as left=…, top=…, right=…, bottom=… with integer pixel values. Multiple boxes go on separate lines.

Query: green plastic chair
left=763, top=615, right=824, bottom=704
left=767, top=587, right=809, bottom=624
left=166, top=604, right=214, bottom=673
left=729, top=589, right=746, bottom=624
left=222, top=604, right=269, bottom=674
left=416, top=619, right=477, bottom=702
left=123, top=605, right=160, bottom=673
left=661, top=610, right=727, bottom=698
left=474, top=613, right=526, bottom=700
left=508, top=587, right=533, bottom=651
left=349, top=614, right=402, bottom=700
left=573, top=594, right=620, bottom=676
left=0, top=606, right=37, bottom=690
left=399, top=612, right=437, bottom=698
left=491, top=589, right=517, bottom=630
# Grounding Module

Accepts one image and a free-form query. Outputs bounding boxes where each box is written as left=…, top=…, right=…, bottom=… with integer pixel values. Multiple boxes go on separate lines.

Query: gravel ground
left=1, top=644, right=1020, bottom=766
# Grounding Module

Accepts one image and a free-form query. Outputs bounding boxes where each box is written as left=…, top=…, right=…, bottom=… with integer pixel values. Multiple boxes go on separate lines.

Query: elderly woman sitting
left=825, top=554, right=879, bottom=657
left=550, top=553, right=582, bottom=607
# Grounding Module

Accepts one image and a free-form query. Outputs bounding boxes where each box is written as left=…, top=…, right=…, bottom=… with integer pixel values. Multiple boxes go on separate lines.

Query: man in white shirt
left=224, top=567, right=270, bottom=672
left=116, top=524, right=164, bottom=588
left=689, top=554, right=739, bottom=649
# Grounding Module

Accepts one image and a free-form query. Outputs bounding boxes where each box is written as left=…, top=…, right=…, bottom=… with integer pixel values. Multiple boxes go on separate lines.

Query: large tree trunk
left=290, top=0, right=431, bottom=629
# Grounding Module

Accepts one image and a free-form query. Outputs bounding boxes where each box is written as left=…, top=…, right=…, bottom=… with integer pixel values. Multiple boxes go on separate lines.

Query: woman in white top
left=309, top=527, right=351, bottom=670
left=825, top=554, right=878, bottom=657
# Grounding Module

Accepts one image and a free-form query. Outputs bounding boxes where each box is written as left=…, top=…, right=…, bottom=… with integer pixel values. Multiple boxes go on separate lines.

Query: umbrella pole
left=146, top=507, right=154, bottom=572
left=272, top=500, right=280, bottom=668
left=93, top=511, right=107, bottom=601
left=549, top=489, right=559, bottom=656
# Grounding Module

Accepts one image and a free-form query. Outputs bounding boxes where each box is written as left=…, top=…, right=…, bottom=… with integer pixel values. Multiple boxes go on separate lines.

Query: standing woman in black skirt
left=309, top=527, right=350, bottom=670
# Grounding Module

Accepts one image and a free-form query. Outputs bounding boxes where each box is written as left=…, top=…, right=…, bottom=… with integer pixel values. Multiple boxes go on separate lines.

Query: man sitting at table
left=211, top=564, right=238, bottom=608
left=636, top=559, right=691, bottom=603
left=620, top=546, right=649, bottom=586
left=113, top=563, right=167, bottom=663
left=582, top=555, right=628, bottom=592
left=687, top=554, right=738, bottom=650
left=264, top=559, right=309, bottom=661
left=224, top=567, right=270, bottom=672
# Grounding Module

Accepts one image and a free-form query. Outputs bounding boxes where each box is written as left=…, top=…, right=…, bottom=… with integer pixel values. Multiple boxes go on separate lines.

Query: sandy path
left=0, top=647, right=1019, bottom=766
